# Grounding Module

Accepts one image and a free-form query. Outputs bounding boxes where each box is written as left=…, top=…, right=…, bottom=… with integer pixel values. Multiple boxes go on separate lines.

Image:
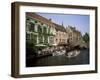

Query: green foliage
left=26, top=40, right=38, bottom=57
left=83, top=33, right=89, bottom=43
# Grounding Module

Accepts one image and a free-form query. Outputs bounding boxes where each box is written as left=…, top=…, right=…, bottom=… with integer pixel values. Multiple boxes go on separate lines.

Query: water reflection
left=26, top=49, right=89, bottom=67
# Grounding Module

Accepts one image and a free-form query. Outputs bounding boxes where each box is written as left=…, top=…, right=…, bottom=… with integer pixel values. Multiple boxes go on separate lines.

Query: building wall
left=66, top=26, right=83, bottom=43
left=26, top=15, right=84, bottom=47
left=26, top=16, right=56, bottom=46
left=54, top=31, right=68, bottom=45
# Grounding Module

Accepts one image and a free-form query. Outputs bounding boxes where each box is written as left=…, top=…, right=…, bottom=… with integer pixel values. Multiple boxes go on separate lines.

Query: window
left=49, top=36, right=54, bottom=44
left=38, top=35, right=43, bottom=44
left=60, top=39, right=61, bottom=42
left=29, top=22, right=35, bottom=32
left=31, top=34, right=37, bottom=44
left=56, top=39, right=58, bottom=42
left=70, top=38, right=72, bottom=41
left=43, top=27, right=47, bottom=34
left=41, top=23, right=43, bottom=25
left=44, top=35, right=48, bottom=44
left=26, top=17, right=30, bottom=21
left=35, top=21, right=37, bottom=23
left=38, top=25, right=42, bottom=33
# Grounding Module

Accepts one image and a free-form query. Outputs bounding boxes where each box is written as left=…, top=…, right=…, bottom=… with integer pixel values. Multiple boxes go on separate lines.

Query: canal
left=26, top=49, right=89, bottom=67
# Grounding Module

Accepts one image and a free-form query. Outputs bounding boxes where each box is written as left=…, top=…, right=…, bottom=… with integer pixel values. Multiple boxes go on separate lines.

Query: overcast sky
left=37, top=13, right=89, bottom=35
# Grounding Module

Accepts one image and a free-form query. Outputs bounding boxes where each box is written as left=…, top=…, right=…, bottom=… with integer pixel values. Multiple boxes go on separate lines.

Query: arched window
left=43, top=27, right=47, bottom=34
left=38, top=25, right=42, bottom=33
left=29, top=22, right=35, bottom=32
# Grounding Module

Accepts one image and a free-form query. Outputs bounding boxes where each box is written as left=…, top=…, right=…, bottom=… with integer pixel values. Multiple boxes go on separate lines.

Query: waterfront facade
left=26, top=13, right=89, bottom=67
left=26, top=13, right=84, bottom=47
left=26, top=13, right=56, bottom=46
left=66, top=25, right=83, bottom=43
left=26, top=13, right=68, bottom=46
left=53, top=23, right=68, bottom=45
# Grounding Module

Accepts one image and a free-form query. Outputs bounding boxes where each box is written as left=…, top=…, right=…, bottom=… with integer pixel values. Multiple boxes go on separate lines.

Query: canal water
left=26, top=49, right=89, bottom=67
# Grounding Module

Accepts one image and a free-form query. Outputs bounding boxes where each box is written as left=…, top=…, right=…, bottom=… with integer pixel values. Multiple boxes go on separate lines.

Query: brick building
left=26, top=13, right=68, bottom=46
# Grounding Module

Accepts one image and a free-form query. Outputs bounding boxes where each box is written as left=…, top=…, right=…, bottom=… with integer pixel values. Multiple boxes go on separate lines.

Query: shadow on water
left=26, top=49, right=89, bottom=67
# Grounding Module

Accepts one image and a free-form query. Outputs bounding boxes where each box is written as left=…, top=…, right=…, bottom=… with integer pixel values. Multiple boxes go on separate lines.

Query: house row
left=26, top=12, right=83, bottom=46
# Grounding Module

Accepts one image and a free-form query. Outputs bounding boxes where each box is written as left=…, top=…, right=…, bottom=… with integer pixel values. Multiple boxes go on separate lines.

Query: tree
left=83, top=33, right=89, bottom=48
left=83, top=33, right=89, bottom=43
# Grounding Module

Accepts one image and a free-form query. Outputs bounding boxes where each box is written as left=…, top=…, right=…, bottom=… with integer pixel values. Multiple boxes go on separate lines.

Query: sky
left=37, top=13, right=90, bottom=35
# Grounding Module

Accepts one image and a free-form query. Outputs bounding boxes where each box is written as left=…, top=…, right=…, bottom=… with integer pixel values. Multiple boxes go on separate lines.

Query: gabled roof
left=26, top=12, right=55, bottom=28
left=53, top=23, right=67, bottom=32
left=26, top=12, right=67, bottom=32
left=67, top=25, right=81, bottom=34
